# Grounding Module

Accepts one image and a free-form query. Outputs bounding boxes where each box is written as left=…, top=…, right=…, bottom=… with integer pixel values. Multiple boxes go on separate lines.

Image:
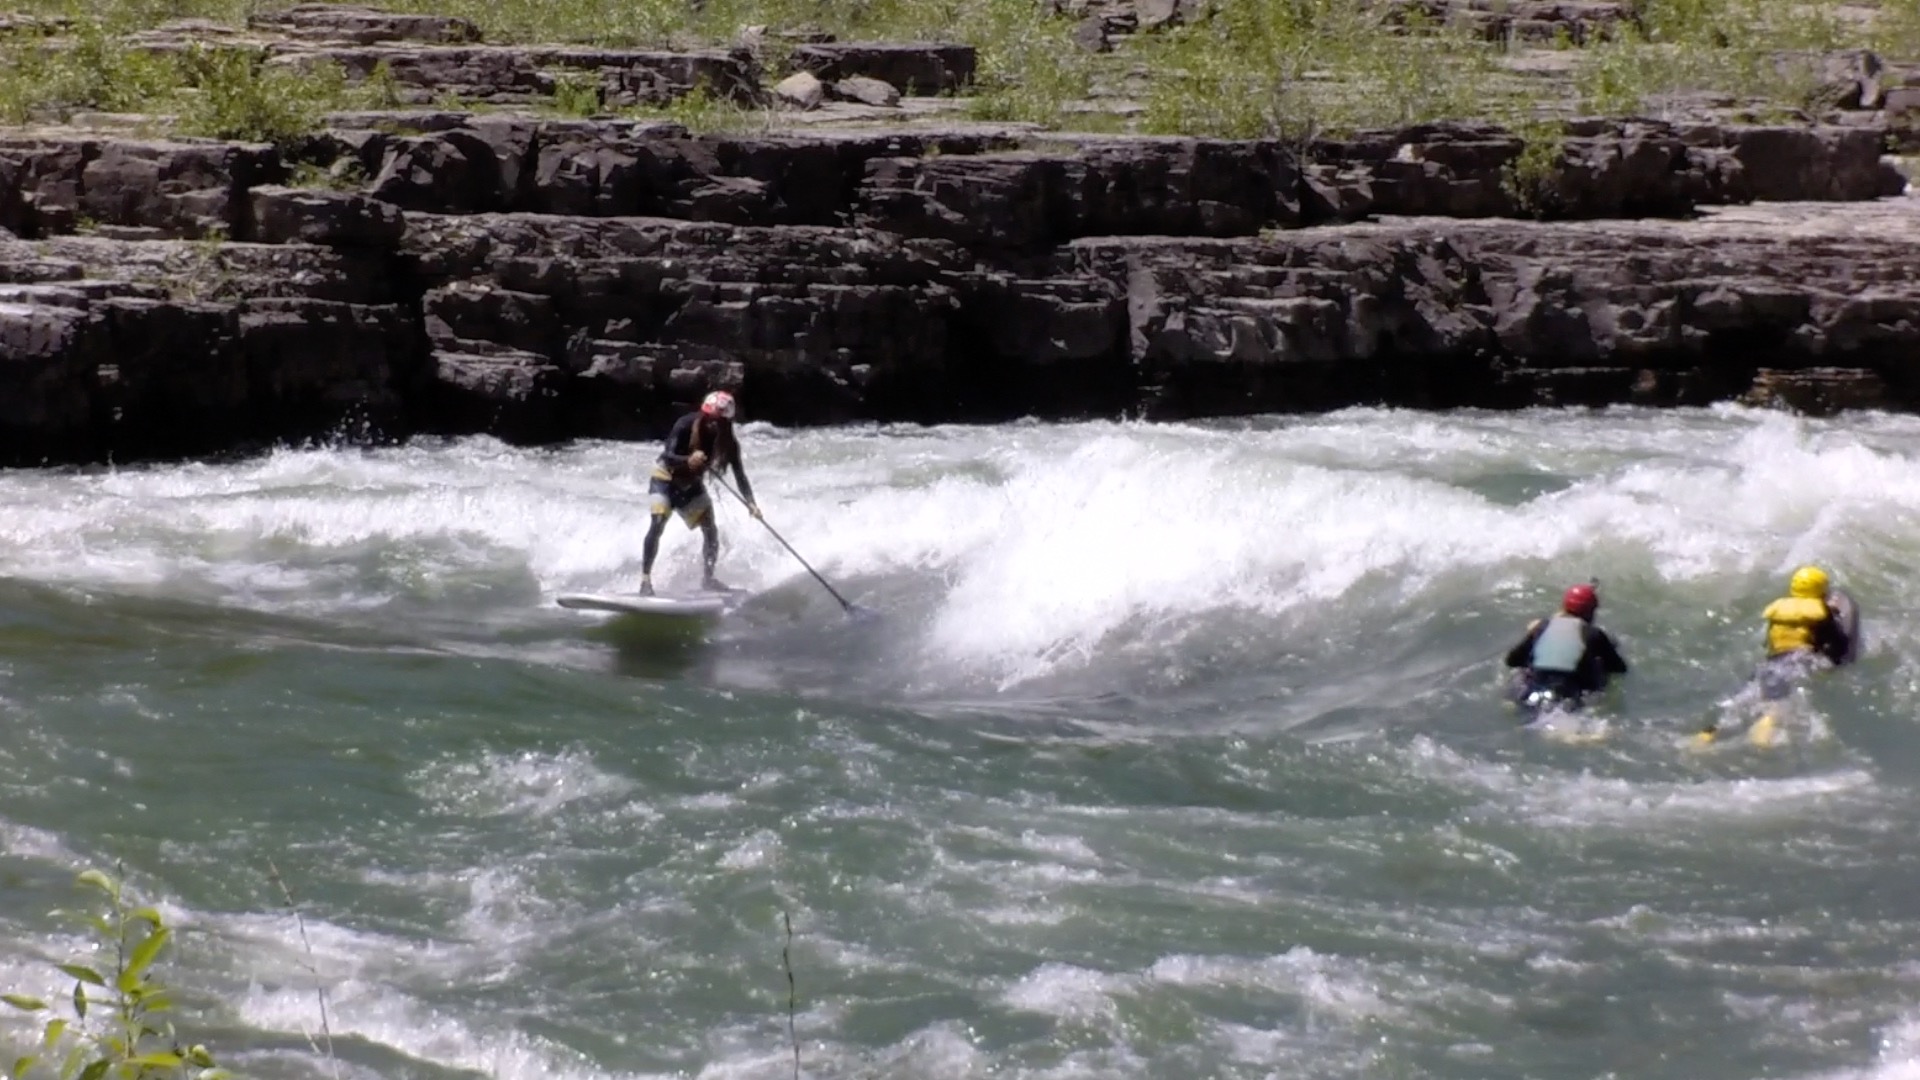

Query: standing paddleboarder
left=639, top=390, right=760, bottom=596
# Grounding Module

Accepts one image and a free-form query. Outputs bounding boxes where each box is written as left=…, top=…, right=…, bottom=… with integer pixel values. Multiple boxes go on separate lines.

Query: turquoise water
left=3, top=407, right=1920, bottom=1079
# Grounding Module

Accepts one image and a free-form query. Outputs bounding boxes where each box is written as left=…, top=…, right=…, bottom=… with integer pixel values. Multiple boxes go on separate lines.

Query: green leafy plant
left=957, top=0, right=1090, bottom=128
left=286, top=158, right=370, bottom=191
left=627, top=76, right=768, bottom=134
left=3, top=869, right=229, bottom=1080
left=1139, top=20, right=1295, bottom=138
left=0, top=18, right=178, bottom=123
left=174, top=225, right=233, bottom=301
left=1875, top=0, right=1920, bottom=59
left=175, top=45, right=344, bottom=146
left=353, top=59, right=407, bottom=110
left=549, top=70, right=604, bottom=117
left=1573, top=35, right=1657, bottom=115
left=0, top=0, right=1909, bottom=141
left=429, top=87, right=474, bottom=112
left=1138, top=0, right=1511, bottom=138
left=1582, top=0, right=1868, bottom=121
left=1501, top=115, right=1568, bottom=215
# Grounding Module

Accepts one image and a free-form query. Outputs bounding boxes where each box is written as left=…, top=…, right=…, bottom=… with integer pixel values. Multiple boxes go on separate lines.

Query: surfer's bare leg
left=640, top=511, right=669, bottom=595
left=700, top=517, right=721, bottom=585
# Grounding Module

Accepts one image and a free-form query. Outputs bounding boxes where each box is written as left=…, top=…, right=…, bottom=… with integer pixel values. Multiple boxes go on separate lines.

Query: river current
left=3, top=406, right=1919, bottom=1079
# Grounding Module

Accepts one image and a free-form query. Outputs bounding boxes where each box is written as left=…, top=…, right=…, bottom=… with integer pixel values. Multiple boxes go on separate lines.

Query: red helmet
left=1562, top=584, right=1598, bottom=619
left=700, top=390, right=736, bottom=419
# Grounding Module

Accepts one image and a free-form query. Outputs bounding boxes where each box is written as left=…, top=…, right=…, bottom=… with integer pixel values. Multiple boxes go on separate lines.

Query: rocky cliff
left=1, top=3, right=1918, bottom=464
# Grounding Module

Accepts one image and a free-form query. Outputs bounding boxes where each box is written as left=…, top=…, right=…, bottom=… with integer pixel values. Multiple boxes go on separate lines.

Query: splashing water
left=3, top=406, right=1920, bottom=1080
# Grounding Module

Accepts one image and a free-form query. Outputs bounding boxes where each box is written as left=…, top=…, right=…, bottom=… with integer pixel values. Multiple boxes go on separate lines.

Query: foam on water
left=1404, top=735, right=1885, bottom=827
left=413, top=749, right=638, bottom=819
left=2, top=409, right=1917, bottom=693
left=4, top=406, right=1920, bottom=1080
left=1145, top=947, right=1400, bottom=1020
left=206, top=898, right=702, bottom=1080
left=0, top=817, right=84, bottom=865
left=1816, top=1018, right=1920, bottom=1080
left=236, top=982, right=672, bottom=1080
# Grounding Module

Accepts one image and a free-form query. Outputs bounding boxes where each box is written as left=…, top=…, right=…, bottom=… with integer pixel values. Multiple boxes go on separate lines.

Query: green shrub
left=0, top=19, right=178, bottom=123
left=1138, top=27, right=1293, bottom=138
left=175, top=45, right=344, bottom=145
left=1572, top=0, right=1861, bottom=121
left=287, top=157, right=370, bottom=190
left=2, top=869, right=229, bottom=1080
left=1139, top=0, right=1506, bottom=138
left=549, top=71, right=604, bottom=117
left=357, top=59, right=406, bottom=110
left=1502, top=116, right=1568, bottom=214
left=1574, top=36, right=1661, bottom=115
left=626, top=77, right=767, bottom=134
left=1876, top=0, right=1920, bottom=59
left=955, top=0, right=1091, bottom=127
left=1350, top=12, right=1502, bottom=126
left=0, top=0, right=1908, bottom=140
left=0, top=23, right=357, bottom=142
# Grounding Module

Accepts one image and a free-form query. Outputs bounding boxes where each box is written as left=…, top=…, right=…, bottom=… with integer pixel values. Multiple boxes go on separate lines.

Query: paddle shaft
left=711, top=476, right=860, bottom=614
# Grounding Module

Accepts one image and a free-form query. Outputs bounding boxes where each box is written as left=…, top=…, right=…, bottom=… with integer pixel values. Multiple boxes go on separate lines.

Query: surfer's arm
left=729, top=456, right=755, bottom=505
left=1814, top=613, right=1851, bottom=664
left=1590, top=629, right=1628, bottom=675
left=1504, top=621, right=1543, bottom=668
left=658, top=414, right=698, bottom=470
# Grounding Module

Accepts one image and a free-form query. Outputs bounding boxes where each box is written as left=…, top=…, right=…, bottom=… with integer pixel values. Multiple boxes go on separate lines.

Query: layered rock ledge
left=1, top=2, right=1918, bottom=464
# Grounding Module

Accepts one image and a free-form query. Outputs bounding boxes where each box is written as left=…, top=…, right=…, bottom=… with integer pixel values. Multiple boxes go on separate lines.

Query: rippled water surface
left=4, top=406, right=1920, bottom=1079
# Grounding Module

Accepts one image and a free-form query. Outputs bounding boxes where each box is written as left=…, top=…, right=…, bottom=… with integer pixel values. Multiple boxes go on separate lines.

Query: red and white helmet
left=1562, top=583, right=1598, bottom=619
left=700, top=390, right=736, bottom=419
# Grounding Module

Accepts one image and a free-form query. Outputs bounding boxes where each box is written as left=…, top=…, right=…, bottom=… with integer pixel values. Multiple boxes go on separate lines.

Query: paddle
left=712, top=475, right=867, bottom=618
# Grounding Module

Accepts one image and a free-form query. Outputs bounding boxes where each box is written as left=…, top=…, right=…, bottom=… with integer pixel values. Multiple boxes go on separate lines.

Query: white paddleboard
left=556, top=593, right=727, bottom=617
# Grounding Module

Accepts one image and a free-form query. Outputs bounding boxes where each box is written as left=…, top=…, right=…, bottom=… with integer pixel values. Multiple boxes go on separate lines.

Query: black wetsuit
left=1504, top=615, right=1629, bottom=702
left=652, top=412, right=754, bottom=507
left=642, top=412, right=754, bottom=582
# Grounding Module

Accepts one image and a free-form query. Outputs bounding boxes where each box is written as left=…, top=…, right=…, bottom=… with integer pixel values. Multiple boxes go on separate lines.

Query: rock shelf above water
left=1, top=2, right=1917, bottom=464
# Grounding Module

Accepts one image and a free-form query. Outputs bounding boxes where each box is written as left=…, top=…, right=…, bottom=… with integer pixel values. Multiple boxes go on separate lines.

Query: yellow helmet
left=1789, top=565, right=1830, bottom=598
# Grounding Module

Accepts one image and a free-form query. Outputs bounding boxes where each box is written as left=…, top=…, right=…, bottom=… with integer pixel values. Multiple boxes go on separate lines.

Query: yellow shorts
left=649, top=476, right=711, bottom=527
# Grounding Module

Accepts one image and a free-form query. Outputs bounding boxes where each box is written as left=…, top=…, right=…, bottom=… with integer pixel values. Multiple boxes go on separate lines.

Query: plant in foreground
left=3, top=869, right=229, bottom=1080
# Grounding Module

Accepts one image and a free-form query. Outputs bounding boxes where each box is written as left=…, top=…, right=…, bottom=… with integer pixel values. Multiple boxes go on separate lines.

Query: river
left=2, top=405, right=1917, bottom=1079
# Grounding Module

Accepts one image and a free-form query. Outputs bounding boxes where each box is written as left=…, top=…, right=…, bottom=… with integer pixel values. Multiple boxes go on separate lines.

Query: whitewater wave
left=0, top=408, right=1914, bottom=702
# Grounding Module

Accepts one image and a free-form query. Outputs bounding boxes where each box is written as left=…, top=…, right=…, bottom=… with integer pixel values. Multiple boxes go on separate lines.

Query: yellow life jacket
left=1762, top=596, right=1829, bottom=656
